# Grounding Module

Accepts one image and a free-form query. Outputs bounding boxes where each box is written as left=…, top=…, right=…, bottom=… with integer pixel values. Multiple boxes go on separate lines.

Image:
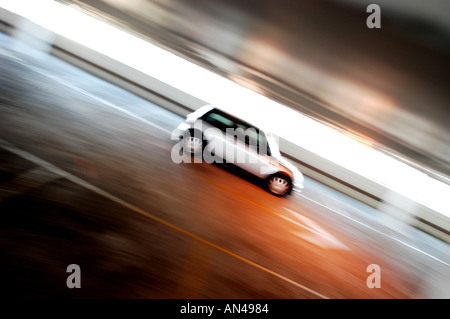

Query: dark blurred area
left=60, top=0, right=450, bottom=182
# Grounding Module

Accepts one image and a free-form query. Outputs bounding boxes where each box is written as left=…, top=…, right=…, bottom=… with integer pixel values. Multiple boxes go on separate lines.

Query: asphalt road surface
left=1, top=32, right=449, bottom=299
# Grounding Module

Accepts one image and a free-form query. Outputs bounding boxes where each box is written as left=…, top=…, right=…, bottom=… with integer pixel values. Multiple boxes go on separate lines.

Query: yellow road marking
left=188, top=171, right=350, bottom=250
left=171, top=239, right=215, bottom=298
left=0, top=139, right=329, bottom=299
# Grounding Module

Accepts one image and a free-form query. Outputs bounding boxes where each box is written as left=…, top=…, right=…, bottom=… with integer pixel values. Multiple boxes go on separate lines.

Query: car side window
left=200, top=109, right=271, bottom=156
left=201, top=111, right=234, bottom=132
left=258, top=131, right=271, bottom=156
left=235, top=123, right=257, bottom=146
left=235, top=123, right=271, bottom=156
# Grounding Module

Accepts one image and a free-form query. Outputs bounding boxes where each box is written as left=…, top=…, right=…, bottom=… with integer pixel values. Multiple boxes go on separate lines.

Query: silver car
left=173, top=105, right=304, bottom=196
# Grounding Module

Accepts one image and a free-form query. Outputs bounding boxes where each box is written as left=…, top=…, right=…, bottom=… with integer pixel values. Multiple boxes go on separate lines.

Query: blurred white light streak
left=0, top=0, right=448, bottom=217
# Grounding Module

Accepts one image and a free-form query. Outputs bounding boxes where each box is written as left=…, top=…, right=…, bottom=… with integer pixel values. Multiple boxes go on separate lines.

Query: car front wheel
left=267, top=173, right=292, bottom=196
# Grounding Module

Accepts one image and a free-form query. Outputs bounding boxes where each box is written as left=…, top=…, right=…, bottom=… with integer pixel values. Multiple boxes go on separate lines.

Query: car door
left=232, top=123, right=278, bottom=178
left=200, top=110, right=234, bottom=162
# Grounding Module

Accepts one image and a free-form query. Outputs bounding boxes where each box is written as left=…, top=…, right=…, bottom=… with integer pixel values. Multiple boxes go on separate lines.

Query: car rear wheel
left=267, top=173, right=292, bottom=196
left=182, top=129, right=204, bottom=155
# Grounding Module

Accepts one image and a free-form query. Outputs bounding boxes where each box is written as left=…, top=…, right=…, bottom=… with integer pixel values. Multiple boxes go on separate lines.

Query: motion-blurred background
left=0, top=0, right=449, bottom=299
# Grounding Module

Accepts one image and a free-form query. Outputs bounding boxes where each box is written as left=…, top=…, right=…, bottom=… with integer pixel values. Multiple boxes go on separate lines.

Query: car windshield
left=266, top=133, right=281, bottom=158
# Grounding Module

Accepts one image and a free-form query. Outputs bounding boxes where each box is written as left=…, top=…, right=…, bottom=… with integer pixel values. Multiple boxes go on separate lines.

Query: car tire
left=267, top=173, right=292, bottom=196
left=182, top=128, right=205, bottom=156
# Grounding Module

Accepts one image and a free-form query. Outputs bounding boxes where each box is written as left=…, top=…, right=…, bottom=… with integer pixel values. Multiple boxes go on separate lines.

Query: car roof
left=194, top=104, right=282, bottom=156
left=198, top=105, right=265, bottom=132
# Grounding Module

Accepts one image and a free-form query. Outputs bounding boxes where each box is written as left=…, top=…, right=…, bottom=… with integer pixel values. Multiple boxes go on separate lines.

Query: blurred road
left=1, top=32, right=449, bottom=298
